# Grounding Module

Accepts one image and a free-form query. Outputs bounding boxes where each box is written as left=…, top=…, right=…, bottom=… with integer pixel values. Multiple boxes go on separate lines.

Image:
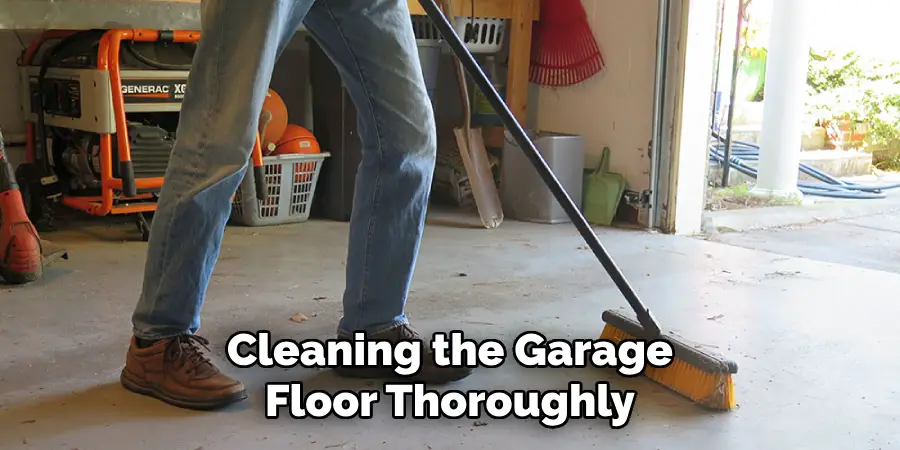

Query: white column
left=751, top=0, right=811, bottom=198
left=667, top=0, right=720, bottom=234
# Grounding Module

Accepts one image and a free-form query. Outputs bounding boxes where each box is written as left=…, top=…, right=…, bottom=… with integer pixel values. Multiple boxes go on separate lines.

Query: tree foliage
left=805, top=49, right=900, bottom=149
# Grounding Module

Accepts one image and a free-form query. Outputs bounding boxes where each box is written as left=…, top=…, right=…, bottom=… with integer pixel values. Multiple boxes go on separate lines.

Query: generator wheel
left=14, top=163, right=57, bottom=232
left=135, top=213, right=151, bottom=242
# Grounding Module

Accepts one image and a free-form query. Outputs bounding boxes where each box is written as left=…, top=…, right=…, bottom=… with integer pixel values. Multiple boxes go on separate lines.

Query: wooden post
left=505, top=0, right=535, bottom=124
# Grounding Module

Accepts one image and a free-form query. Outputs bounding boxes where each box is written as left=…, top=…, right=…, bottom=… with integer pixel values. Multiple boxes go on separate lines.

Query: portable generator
left=17, top=29, right=268, bottom=241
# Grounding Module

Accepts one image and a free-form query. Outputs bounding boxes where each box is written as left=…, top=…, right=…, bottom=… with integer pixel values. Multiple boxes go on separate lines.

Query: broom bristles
left=598, top=310, right=738, bottom=411
left=600, top=324, right=736, bottom=410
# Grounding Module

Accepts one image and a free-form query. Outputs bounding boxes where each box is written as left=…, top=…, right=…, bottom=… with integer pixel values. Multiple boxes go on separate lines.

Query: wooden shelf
left=408, top=0, right=539, bottom=20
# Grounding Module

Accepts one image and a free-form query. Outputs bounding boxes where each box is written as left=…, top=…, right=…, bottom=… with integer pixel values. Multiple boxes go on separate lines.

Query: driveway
left=706, top=212, right=900, bottom=274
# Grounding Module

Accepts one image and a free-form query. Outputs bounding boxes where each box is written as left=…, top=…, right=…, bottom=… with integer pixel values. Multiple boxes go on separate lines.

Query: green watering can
left=582, top=146, right=626, bottom=226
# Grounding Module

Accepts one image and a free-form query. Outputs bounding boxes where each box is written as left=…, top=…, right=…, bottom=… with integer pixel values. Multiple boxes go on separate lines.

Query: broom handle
left=418, top=0, right=662, bottom=337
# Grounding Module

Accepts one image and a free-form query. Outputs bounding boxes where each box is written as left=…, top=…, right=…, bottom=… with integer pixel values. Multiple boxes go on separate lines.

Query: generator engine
left=57, top=130, right=101, bottom=191
left=53, top=121, right=175, bottom=193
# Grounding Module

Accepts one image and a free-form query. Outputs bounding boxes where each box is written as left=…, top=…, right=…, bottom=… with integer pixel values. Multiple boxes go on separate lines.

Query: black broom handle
left=418, top=0, right=662, bottom=337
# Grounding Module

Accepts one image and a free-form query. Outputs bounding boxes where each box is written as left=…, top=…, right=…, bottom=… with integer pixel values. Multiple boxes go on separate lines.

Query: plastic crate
left=453, top=17, right=506, bottom=54
left=411, top=15, right=507, bottom=54
left=230, top=152, right=330, bottom=227
left=412, top=15, right=442, bottom=42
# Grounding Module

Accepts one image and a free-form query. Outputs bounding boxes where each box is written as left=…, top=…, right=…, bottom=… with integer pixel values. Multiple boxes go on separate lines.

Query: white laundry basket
left=411, top=15, right=507, bottom=54
left=452, top=16, right=506, bottom=54
left=230, top=152, right=329, bottom=226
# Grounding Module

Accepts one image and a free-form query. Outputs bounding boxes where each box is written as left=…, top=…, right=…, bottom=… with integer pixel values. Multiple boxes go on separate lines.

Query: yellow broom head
left=600, top=309, right=738, bottom=411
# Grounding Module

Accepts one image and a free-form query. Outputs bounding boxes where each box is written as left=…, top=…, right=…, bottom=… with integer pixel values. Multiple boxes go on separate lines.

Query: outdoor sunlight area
left=706, top=0, right=900, bottom=214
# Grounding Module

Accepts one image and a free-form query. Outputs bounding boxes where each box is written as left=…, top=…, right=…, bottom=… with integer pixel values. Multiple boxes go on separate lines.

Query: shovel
left=441, top=0, right=504, bottom=229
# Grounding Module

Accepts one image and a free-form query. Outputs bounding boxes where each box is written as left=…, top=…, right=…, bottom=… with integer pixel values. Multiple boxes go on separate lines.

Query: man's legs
left=304, top=0, right=432, bottom=335
left=123, top=0, right=473, bottom=411
left=123, top=0, right=314, bottom=410
left=131, top=0, right=312, bottom=339
left=303, top=0, right=472, bottom=383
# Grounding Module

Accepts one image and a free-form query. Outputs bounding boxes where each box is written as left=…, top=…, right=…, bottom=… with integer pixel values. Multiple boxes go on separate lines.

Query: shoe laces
left=395, top=324, right=424, bottom=342
left=164, top=334, right=217, bottom=377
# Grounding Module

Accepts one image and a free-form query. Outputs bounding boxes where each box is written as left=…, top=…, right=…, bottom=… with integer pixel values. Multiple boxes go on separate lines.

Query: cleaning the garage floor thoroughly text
left=225, top=330, right=675, bottom=429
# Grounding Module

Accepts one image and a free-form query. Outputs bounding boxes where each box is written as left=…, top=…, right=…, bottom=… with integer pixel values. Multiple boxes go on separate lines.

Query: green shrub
left=805, top=49, right=900, bottom=150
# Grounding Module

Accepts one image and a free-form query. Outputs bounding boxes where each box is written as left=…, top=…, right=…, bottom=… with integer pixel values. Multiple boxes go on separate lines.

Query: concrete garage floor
left=1, top=210, right=898, bottom=449
left=709, top=212, right=900, bottom=275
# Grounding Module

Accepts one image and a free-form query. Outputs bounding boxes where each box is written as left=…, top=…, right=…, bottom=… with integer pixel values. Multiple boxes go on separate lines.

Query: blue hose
left=709, top=131, right=900, bottom=199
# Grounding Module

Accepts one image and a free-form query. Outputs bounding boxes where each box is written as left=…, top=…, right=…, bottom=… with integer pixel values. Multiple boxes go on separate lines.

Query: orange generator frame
left=19, top=29, right=267, bottom=240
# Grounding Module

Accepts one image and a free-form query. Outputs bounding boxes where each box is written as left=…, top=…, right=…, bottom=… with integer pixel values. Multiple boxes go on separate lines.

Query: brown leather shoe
left=120, top=334, right=247, bottom=410
left=332, top=324, right=474, bottom=384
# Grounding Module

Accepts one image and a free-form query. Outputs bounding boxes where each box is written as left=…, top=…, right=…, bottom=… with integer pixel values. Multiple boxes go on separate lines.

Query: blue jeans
left=131, top=0, right=436, bottom=340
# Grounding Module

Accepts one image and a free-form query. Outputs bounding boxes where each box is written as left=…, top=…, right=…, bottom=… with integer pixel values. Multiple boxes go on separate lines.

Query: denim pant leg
left=131, top=0, right=314, bottom=340
left=303, top=0, right=437, bottom=335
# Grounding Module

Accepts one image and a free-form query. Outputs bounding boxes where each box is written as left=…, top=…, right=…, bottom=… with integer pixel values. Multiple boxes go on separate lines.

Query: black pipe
left=720, top=0, right=745, bottom=187
left=708, top=133, right=900, bottom=195
left=709, top=147, right=888, bottom=199
left=419, top=0, right=663, bottom=337
left=711, top=132, right=882, bottom=188
left=709, top=133, right=900, bottom=194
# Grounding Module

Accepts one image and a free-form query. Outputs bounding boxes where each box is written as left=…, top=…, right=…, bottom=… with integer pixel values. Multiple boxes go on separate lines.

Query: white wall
left=535, top=0, right=659, bottom=193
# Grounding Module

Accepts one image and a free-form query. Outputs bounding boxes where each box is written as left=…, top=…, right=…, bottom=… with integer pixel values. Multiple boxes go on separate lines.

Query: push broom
left=419, top=0, right=738, bottom=410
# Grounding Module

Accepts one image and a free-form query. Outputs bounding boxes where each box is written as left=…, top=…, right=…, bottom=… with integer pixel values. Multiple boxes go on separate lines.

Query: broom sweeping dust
left=419, top=0, right=738, bottom=411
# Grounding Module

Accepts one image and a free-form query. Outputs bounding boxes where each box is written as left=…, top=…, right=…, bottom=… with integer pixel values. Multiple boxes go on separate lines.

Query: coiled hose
left=709, top=131, right=900, bottom=199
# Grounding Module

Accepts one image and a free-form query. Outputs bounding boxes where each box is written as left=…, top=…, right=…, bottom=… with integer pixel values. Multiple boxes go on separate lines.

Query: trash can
left=501, top=130, right=585, bottom=224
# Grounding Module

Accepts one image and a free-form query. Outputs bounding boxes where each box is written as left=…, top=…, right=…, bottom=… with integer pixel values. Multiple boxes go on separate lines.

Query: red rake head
left=529, top=0, right=606, bottom=87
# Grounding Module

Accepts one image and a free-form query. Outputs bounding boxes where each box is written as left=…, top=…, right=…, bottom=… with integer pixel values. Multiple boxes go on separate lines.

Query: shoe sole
left=332, top=366, right=474, bottom=385
left=120, top=369, right=248, bottom=411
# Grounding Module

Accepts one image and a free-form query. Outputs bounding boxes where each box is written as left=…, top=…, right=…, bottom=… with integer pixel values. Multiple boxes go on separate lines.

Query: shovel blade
left=453, top=127, right=504, bottom=229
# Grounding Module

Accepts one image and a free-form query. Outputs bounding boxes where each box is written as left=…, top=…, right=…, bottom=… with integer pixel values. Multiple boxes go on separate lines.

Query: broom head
left=600, top=309, right=738, bottom=410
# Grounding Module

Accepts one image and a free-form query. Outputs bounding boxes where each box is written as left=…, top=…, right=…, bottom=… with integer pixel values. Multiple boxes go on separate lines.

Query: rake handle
left=418, top=0, right=662, bottom=337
